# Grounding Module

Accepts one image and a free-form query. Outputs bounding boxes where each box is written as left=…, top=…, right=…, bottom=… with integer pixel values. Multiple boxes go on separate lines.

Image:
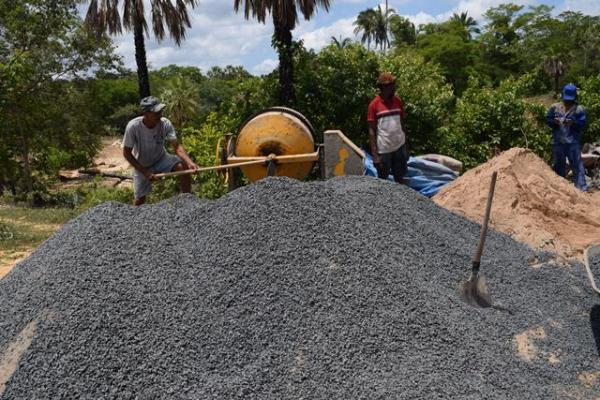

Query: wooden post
left=318, top=144, right=325, bottom=180
left=225, top=133, right=237, bottom=192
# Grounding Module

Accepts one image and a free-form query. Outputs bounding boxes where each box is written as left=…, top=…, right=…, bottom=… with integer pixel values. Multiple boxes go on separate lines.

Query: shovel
left=459, top=171, right=498, bottom=308
left=584, top=244, right=600, bottom=297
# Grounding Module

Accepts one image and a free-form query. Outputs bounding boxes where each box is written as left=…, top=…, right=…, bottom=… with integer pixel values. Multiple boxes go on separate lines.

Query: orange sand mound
left=433, top=148, right=600, bottom=259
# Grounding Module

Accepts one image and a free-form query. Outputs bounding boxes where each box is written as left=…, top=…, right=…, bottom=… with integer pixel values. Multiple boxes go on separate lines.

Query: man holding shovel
left=123, top=96, right=199, bottom=206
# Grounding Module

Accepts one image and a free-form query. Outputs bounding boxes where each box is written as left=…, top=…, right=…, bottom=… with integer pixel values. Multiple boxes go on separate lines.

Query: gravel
left=1, top=176, right=599, bottom=399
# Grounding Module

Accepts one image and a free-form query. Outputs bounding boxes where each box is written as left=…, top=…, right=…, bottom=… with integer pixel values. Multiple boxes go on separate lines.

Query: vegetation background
left=2, top=0, right=600, bottom=208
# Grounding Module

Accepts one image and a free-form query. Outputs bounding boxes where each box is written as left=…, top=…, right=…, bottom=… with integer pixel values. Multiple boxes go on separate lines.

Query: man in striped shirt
left=367, top=71, right=408, bottom=183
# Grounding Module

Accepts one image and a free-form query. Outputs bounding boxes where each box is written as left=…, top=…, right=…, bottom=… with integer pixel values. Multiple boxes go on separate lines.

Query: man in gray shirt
left=123, top=96, right=199, bottom=206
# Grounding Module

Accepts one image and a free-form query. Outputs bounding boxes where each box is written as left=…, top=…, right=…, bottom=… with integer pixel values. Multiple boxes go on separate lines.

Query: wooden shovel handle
left=153, top=158, right=269, bottom=179
left=153, top=151, right=319, bottom=179
left=472, top=171, right=498, bottom=268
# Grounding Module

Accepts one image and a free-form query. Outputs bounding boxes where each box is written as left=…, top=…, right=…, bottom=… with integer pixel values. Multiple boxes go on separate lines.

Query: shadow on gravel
left=589, top=305, right=600, bottom=355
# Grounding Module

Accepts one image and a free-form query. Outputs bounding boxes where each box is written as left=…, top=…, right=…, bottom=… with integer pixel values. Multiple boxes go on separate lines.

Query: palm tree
left=83, top=0, right=198, bottom=98
left=373, top=5, right=394, bottom=50
left=542, top=56, right=564, bottom=94
left=354, top=6, right=394, bottom=51
left=331, top=36, right=352, bottom=49
left=160, top=76, right=200, bottom=131
left=450, top=11, right=480, bottom=39
left=354, top=8, right=377, bottom=50
left=234, top=0, right=331, bottom=106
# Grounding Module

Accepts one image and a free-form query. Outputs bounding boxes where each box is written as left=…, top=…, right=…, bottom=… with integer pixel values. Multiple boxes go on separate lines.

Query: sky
left=87, top=0, right=600, bottom=76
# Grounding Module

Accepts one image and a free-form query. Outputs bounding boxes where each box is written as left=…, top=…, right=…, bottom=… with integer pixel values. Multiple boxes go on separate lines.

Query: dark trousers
left=552, top=143, right=588, bottom=191
left=376, top=145, right=408, bottom=183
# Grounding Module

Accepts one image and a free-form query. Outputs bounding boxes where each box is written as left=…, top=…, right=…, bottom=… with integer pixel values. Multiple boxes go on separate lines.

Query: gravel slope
left=0, top=176, right=599, bottom=399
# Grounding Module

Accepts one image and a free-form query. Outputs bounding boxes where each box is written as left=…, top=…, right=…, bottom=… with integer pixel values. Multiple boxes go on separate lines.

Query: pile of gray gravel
left=1, top=176, right=599, bottom=399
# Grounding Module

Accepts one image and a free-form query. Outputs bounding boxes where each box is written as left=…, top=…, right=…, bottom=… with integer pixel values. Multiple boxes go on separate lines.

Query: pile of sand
left=434, top=148, right=600, bottom=259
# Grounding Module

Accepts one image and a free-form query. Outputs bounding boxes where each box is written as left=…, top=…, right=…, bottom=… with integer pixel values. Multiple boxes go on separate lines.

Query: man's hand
left=554, top=117, right=562, bottom=125
left=373, top=154, right=381, bottom=165
left=187, top=162, right=200, bottom=171
left=563, top=118, right=574, bottom=126
left=143, top=170, right=156, bottom=181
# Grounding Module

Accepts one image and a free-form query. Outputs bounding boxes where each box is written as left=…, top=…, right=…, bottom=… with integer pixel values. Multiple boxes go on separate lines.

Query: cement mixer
left=155, top=107, right=365, bottom=187
left=219, top=107, right=320, bottom=185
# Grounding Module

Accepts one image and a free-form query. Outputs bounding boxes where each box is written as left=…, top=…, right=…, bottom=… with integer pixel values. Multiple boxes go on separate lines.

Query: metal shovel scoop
left=584, top=244, right=600, bottom=297
left=459, top=171, right=498, bottom=308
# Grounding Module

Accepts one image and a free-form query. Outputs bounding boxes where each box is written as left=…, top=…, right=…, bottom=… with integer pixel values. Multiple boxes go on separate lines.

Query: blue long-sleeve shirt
left=546, top=102, right=587, bottom=144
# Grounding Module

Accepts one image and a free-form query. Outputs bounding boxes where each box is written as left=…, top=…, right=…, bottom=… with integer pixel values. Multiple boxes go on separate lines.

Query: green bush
left=76, top=185, right=133, bottom=209
left=293, top=43, right=380, bottom=145
left=181, top=112, right=232, bottom=199
left=380, top=50, right=455, bottom=155
left=578, top=75, right=600, bottom=144
left=438, top=76, right=550, bottom=168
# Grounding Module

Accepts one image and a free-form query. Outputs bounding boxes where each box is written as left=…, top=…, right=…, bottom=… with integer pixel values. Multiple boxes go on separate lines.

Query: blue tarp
left=363, top=151, right=457, bottom=197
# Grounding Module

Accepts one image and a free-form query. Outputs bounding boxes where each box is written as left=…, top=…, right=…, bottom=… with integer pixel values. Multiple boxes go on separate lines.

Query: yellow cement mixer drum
left=235, top=107, right=316, bottom=182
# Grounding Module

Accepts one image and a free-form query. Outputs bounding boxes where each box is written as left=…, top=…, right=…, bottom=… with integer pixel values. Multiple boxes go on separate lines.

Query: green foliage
left=293, top=43, right=379, bottom=145
left=0, top=0, right=119, bottom=194
left=75, top=185, right=133, bottom=209
left=578, top=75, right=600, bottom=143
left=3, top=178, right=133, bottom=208
left=181, top=113, right=232, bottom=199
left=389, top=15, right=416, bottom=46
left=160, top=76, right=201, bottom=131
left=438, top=76, right=550, bottom=168
left=380, top=51, right=455, bottom=154
left=154, top=65, right=204, bottom=85
left=85, top=73, right=139, bottom=134
left=417, top=28, right=476, bottom=93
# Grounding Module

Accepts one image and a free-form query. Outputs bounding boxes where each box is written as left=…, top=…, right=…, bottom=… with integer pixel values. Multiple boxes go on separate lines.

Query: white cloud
left=402, top=11, right=440, bottom=27
left=93, top=0, right=273, bottom=72
left=398, top=0, right=540, bottom=28
left=557, top=0, right=600, bottom=15
left=299, top=18, right=356, bottom=50
left=252, top=58, right=278, bottom=75
left=450, top=0, right=537, bottom=20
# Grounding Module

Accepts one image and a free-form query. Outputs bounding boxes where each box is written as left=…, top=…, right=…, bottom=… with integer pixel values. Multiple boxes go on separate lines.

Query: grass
left=0, top=203, right=82, bottom=277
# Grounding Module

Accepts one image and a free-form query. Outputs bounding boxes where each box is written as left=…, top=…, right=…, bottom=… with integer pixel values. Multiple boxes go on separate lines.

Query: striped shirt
left=367, top=95, right=406, bottom=154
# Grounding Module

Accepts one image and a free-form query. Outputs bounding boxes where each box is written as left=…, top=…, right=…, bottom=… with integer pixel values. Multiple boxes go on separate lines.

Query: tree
left=0, top=0, right=119, bottom=196
left=417, top=30, right=476, bottom=94
left=83, top=0, right=198, bottom=98
left=155, top=65, right=205, bottom=85
left=234, top=0, right=331, bottom=106
left=331, top=36, right=352, bottom=49
left=541, top=56, right=564, bottom=94
left=450, top=12, right=480, bottom=39
left=160, top=76, right=200, bottom=131
left=354, top=9, right=377, bottom=50
left=478, top=4, right=525, bottom=83
left=389, top=15, right=416, bottom=47
left=354, top=6, right=393, bottom=51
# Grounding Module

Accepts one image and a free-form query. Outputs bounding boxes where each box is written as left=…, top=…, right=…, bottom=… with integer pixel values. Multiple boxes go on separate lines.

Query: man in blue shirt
left=546, top=83, right=588, bottom=191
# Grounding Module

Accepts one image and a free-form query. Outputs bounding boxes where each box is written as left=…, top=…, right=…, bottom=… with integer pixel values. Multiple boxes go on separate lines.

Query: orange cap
left=377, top=71, right=396, bottom=85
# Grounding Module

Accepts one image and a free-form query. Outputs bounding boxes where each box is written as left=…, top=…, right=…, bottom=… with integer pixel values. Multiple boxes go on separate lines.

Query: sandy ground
left=58, top=137, right=133, bottom=190
left=434, top=148, right=600, bottom=260
left=92, top=137, right=131, bottom=173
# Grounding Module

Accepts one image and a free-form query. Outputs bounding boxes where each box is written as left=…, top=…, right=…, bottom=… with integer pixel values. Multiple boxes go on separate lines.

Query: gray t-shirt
left=123, top=116, right=177, bottom=167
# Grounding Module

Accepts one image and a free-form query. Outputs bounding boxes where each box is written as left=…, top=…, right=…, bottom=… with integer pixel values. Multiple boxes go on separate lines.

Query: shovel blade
left=459, top=273, right=492, bottom=308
